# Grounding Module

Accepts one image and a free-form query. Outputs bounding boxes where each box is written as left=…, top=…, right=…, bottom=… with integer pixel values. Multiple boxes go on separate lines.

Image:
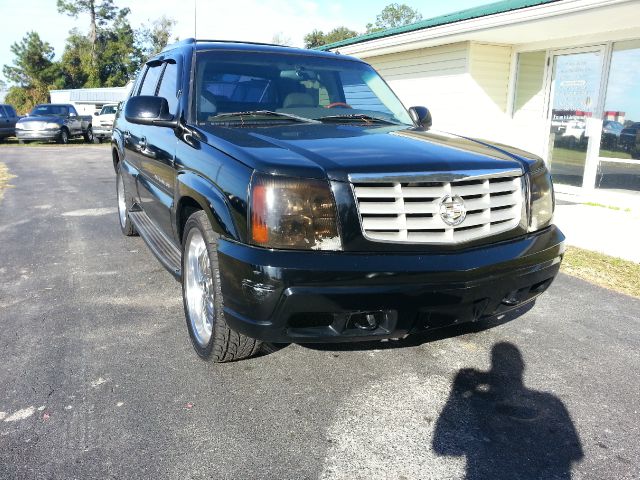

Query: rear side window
left=0, top=107, right=6, bottom=118
left=157, top=61, right=179, bottom=114
left=4, top=105, right=16, bottom=117
left=139, top=65, right=163, bottom=96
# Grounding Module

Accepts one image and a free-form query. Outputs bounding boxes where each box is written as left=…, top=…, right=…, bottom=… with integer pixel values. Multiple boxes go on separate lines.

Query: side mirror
left=124, top=95, right=177, bottom=128
left=409, top=106, right=432, bottom=129
left=94, top=112, right=99, bottom=116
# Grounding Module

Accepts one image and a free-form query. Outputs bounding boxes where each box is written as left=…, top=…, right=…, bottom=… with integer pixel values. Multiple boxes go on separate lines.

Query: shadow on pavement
left=432, top=342, right=584, bottom=479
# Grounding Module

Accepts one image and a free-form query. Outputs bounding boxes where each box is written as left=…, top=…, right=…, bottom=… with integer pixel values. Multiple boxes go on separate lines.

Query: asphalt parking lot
left=1, top=146, right=639, bottom=479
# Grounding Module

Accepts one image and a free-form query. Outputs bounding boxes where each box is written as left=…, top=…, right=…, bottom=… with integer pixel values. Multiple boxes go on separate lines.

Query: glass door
left=546, top=47, right=605, bottom=187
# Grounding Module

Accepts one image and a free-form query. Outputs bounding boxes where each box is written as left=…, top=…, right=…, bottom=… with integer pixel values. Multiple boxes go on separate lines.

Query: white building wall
left=367, top=43, right=471, bottom=134
left=368, top=42, right=521, bottom=149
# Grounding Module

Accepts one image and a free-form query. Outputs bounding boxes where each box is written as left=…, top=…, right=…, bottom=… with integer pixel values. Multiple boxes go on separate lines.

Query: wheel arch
left=175, top=172, right=241, bottom=244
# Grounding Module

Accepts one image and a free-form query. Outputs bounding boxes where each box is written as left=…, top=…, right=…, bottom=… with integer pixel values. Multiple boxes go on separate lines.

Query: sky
left=0, top=0, right=491, bottom=84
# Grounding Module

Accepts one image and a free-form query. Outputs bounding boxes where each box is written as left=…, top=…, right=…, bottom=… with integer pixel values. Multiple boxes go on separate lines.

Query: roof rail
left=162, top=38, right=293, bottom=52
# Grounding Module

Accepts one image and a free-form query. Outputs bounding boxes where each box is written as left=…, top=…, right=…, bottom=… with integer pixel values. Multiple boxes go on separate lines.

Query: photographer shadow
left=432, top=342, right=583, bottom=479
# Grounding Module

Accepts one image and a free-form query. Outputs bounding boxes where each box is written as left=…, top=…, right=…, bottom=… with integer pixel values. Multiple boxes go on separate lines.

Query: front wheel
left=182, top=210, right=262, bottom=362
left=116, top=164, right=136, bottom=236
left=58, top=128, right=69, bottom=145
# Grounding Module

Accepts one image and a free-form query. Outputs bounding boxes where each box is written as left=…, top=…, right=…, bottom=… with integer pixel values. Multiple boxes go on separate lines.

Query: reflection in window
left=513, top=51, right=546, bottom=115
left=597, top=40, right=640, bottom=193
left=600, top=40, right=640, bottom=160
left=596, top=161, right=640, bottom=192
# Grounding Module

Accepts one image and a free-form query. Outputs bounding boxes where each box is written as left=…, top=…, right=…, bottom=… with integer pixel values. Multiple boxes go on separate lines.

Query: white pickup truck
left=93, top=104, right=118, bottom=143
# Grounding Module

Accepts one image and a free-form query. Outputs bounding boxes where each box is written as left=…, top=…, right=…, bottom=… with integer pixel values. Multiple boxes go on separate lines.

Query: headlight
left=249, top=173, right=342, bottom=250
left=15, top=123, right=23, bottom=129
left=45, top=122, right=61, bottom=129
left=528, top=167, right=554, bottom=232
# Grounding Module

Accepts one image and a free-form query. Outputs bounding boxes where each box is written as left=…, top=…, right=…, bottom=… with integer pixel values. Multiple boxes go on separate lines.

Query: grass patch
left=561, top=246, right=640, bottom=299
left=583, top=202, right=631, bottom=212
left=0, top=162, right=16, bottom=201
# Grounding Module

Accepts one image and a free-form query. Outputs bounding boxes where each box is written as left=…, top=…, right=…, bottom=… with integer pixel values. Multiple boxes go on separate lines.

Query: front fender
left=174, top=171, right=240, bottom=243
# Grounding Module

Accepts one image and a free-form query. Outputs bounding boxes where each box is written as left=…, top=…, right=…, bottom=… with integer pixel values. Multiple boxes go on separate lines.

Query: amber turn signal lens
left=251, top=184, right=269, bottom=244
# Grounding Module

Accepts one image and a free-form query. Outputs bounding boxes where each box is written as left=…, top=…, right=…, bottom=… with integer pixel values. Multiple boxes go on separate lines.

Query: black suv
left=112, top=39, right=564, bottom=362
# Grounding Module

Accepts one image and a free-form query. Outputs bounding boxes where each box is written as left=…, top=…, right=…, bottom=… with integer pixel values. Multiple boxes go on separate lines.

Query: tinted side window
left=6, top=106, right=17, bottom=117
left=157, top=61, right=179, bottom=114
left=0, top=107, right=6, bottom=118
left=139, top=65, right=163, bottom=96
left=68, top=105, right=77, bottom=116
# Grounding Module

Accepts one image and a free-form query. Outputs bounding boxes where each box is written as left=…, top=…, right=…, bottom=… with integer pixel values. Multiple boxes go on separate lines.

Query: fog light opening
left=348, top=311, right=385, bottom=331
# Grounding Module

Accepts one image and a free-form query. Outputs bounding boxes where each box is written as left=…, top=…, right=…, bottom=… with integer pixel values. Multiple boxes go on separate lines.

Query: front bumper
left=93, top=126, right=112, bottom=138
left=218, top=225, right=565, bottom=343
left=15, top=129, right=60, bottom=141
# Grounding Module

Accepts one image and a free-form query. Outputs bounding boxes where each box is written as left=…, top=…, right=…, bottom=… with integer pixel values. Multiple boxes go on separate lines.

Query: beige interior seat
left=283, top=92, right=315, bottom=108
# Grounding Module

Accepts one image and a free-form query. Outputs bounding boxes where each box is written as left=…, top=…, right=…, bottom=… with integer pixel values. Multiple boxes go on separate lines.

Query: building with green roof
left=319, top=0, right=640, bottom=197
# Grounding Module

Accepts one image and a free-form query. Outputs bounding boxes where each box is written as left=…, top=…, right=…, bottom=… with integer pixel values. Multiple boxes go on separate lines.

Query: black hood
left=197, top=123, right=537, bottom=182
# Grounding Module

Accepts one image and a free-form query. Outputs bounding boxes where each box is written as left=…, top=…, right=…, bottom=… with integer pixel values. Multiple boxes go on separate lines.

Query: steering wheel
left=325, top=102, right=352, bottom=109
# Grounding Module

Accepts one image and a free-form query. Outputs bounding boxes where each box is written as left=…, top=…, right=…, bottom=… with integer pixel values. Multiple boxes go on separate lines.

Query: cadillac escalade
left=112, top=39, right=564, bottom=362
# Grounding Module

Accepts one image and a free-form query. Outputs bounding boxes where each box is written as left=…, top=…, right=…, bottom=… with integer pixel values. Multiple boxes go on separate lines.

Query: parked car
left=15, top=104, right=93, bottom=144
left=93, top=103, right=118, bottom=143
left=0, top=104, right=19, bottom=141
left=620, top=122, right=640, bottom=158
left=601, top=120, right=624, bottom=150
left=112, top=39, right=564, bottom=362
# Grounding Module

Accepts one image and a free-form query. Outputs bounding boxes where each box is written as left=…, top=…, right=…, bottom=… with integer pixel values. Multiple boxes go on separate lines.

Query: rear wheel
left=182, top=210, right=262, bottom=362
left=116, top=164, right=136, bottom=236
left=84, top=127, right=94, bottom=143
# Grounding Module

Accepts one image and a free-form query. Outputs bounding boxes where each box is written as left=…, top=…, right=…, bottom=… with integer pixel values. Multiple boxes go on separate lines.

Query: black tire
left=84, top=127, right=94, bottom=143
left=58, top=128, right=69, bottom=145
left=181, top=210, right=262, bottom=362
left=116, top=164, right=137, bottom=236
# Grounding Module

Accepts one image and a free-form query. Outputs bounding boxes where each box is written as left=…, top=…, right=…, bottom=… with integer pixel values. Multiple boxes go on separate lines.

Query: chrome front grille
left=21, top=121, right=47, bottom=130
left=351, top=170, right=524, bottom=244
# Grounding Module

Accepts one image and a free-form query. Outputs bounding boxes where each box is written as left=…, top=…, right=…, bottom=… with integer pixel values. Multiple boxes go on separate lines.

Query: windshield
left=194, top=51, right=413, bottom=126
left=30, top=105, right=69, bottom=117
left=100, top=105, right=117, bottom=115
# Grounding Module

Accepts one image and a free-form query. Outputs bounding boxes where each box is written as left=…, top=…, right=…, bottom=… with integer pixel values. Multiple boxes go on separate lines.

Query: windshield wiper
left=207, top=110, right=319, bottom=124
left=317, top=114, right=401, bottom=125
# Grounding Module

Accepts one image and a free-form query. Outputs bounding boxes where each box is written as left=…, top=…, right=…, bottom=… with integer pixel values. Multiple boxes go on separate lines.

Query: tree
left=57, top=0, right=119, bottom=85
left=2, top=32, right=63, bottom=112
left=59, top=29, right=92, bottom=89
left=2, top=32, right=61, bottom=88
left=303, top=27, right=359, bottom=48
left=271, top=32, right=292, bottom=46
left=137, top=15, right=178, bottom=58
left=366, top=3, right=422, bottom=33
left=5, top=85, right=50, bottom=114
left=303, top=29, right=326, bottom=49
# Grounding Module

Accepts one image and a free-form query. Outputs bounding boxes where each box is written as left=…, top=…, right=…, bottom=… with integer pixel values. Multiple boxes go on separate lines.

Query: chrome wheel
left=117, top=173, right=127, bottom=228
left=184, top=229, right=215, bottom=347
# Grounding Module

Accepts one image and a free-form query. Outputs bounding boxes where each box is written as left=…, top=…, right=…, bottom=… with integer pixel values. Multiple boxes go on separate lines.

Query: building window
left=513, top=51, right=546, bottom=116
left=597, top=40, right=640, bottom=192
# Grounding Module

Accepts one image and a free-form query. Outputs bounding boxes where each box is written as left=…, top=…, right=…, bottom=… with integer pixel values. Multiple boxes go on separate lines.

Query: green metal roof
left=316, top=0, right=560, bottom=51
